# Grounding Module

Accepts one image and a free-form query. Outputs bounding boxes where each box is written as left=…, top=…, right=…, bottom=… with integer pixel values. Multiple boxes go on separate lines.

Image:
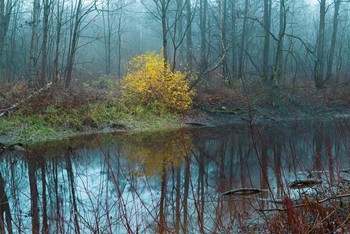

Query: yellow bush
left=121, top=51, right=194, bottom=112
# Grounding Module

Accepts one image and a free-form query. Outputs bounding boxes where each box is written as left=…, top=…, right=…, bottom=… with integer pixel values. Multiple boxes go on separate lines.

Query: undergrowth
left=0, top=79, right=180, bottom=144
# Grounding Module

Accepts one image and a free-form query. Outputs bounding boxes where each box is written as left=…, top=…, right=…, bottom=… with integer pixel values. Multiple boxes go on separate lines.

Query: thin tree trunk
left=183, top=157, right=189, bottom=233
left=65, top=0, right=83, bottom=88
left=231, top=0, right=237, bottom=80
left=186, top=0, right=193, bottom=70
left=161, top=0, right=169, bottom=65
left=158, top=162, right=167, bottom=233
left=41, top=161, right=48, bottom=234
left=29, top=0, right=41, bottom=85
left=40, top=0, right=50, bottom=86
left=326, top=0, right=340, bottom=81
left=0, top=0, right=12, bottom=65
left=200, top=0, right=208, bottom=72
left=238, top=0, right=249, bottom=79
left=315, top=0, right=326, bottom=89
left=53, top=0, right=64, bottom=84
left=174, top=167, right=181, bottom=233
left=262, top=0, right=271, bottom=80
left=117, top=8, right=123, bottom=78
left=219, top=0, right=228, bottom=81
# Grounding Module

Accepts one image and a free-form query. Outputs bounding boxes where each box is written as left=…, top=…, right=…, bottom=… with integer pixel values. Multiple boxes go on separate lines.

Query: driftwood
left=0, top=82, right=53, bottom=117
left=289, top=179, right=322, bottom=189
left=222, top=188, right=268, bottom=196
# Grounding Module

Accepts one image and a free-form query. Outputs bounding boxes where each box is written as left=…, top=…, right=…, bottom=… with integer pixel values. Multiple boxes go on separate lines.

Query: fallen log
left=289, top=179, right=322, bottom=189
left=221, top=188, right=268, bottom=196
left=0, top=82, right=53, bottom=117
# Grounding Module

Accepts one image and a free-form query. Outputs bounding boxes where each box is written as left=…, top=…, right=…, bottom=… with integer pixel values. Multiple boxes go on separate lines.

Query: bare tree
left=262, top=0, right=271, bottom=80
left=29, top=0, right=41, bottom=84
left=141, top=0, right=171, bottom=65
left=40, top=0, right=52, bottom=86
left=101, top=0, right=126, bottom=77
left=65, top=0, right=97, bottom=88
left=53, top=0, right=65, bottom=84
left=199, top=0, right=208, bottom=72
left=315, top=0, right=326, bottom=89
left=326, top=0, right=341, bottom=81
left=0, top=0, right=12, bottom=64
left=186, top=0, right=193, bottom=70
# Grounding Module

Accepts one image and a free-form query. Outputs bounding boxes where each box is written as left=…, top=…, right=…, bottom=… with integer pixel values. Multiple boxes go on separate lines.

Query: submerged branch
left=222, top=188, right=268, bottom=196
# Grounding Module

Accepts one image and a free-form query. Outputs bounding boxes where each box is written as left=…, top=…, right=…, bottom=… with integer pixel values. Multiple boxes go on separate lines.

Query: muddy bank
left=185, top=104, right=350, bottom=128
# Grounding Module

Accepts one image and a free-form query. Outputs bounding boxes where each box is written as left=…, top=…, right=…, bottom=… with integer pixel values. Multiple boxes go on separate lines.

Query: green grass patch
left=0, top=100, right=180, bottom=145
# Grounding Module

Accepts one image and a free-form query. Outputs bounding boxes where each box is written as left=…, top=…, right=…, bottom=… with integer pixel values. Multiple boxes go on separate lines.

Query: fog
left=0, top=0, right=347, bottom=89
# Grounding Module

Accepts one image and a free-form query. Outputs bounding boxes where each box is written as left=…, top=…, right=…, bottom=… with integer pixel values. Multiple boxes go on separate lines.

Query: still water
left=1, top=120, right=350, bottom=233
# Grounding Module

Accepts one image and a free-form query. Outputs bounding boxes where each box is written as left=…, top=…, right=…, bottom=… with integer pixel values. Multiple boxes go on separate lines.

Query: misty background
left=0, top=0, right=346, bottom=90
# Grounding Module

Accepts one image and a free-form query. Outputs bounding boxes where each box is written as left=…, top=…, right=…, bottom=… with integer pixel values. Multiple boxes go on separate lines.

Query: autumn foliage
left=121, top=52, right=194, bottom=112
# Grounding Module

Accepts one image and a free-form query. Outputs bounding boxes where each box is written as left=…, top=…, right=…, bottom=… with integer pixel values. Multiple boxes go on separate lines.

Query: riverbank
left=1, top=81, right=350, bottom=146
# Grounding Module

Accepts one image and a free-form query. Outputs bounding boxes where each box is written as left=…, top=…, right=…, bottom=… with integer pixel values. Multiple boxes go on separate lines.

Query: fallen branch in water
left=0, top=82, right=53, bottom=117
left=289, top=179, right=322, bottom=189
left=222, top=188, right=268, bottom=196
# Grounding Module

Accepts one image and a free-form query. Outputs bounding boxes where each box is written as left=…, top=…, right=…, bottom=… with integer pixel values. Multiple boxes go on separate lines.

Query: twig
left=258, top=193, right=350, bottom=212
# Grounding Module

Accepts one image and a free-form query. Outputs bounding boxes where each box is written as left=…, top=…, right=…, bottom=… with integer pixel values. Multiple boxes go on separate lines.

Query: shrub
left=121, top=51, right=194, bottom=112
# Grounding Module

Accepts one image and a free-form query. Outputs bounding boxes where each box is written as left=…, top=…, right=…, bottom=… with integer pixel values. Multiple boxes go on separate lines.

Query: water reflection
left=1, top=121, right=350, bottom=233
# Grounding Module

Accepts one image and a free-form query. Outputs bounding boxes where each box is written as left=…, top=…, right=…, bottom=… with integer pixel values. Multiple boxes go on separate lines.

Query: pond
left=1, top=119, right=350, bottom=233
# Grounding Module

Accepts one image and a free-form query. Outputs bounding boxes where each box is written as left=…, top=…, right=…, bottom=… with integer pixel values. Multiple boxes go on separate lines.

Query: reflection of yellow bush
left=120, top=130, right=192, bottom=176
left=121, top=52, right=194, bottom=112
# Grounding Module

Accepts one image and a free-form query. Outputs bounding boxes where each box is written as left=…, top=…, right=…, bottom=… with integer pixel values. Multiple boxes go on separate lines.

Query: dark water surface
left=2, top=120, right=350, bottom=233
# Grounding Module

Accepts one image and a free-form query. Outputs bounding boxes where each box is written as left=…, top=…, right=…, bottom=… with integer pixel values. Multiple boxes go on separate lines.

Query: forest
left=0, top=0, right=346, bottom=89
left=0, top=0, right=349, bottom=140
left=2, top=1, right=350, bottom=233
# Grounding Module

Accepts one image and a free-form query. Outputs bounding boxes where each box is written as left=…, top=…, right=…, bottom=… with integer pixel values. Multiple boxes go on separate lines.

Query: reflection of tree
left=65, top=149, right=81, bottom=234
left=183, top=155, right=190, bottom=233
left=41, top=158, right=48, bottom=233
left=28, top=158, right=39, bottom=233
left=158, top=161, right=167, bottom=233
left=119, top=131, right=192, bottom=176
left=0, top=172, right=12, bottom=233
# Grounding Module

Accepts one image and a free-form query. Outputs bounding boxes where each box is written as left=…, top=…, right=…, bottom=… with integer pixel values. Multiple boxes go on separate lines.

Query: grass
left=0, top=100, right=180, bottom=144
left=0, top=76, right=193, bottom=145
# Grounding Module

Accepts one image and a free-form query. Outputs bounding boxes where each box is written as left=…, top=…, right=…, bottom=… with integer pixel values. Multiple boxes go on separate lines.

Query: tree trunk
left=231, top=0, right=237, bottom=80
left=315, top=0, right=326, bottom=89
left=326, top=0, right=340, bottom=81
left=53, top=0, right=64, bottom=84
left=219, top=0, right=228, bottom=82
left=40, top=0, right=50, bottom=86
left=65, top=0, right=83, bottom=88
left=161, top=0, right=169, bottom=65
left=186, top=0, right=193, bottom=70
left=29, top=0, right=41, bottom=85
left=0, top=0, right=12, bottom=66
left=238, top=0, right=249, bottom=79
left=199, top=0, right=208, bottom=72
left=262, top=0, right=271, bottom=80
left=270, top=0, right=286, bottom=104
